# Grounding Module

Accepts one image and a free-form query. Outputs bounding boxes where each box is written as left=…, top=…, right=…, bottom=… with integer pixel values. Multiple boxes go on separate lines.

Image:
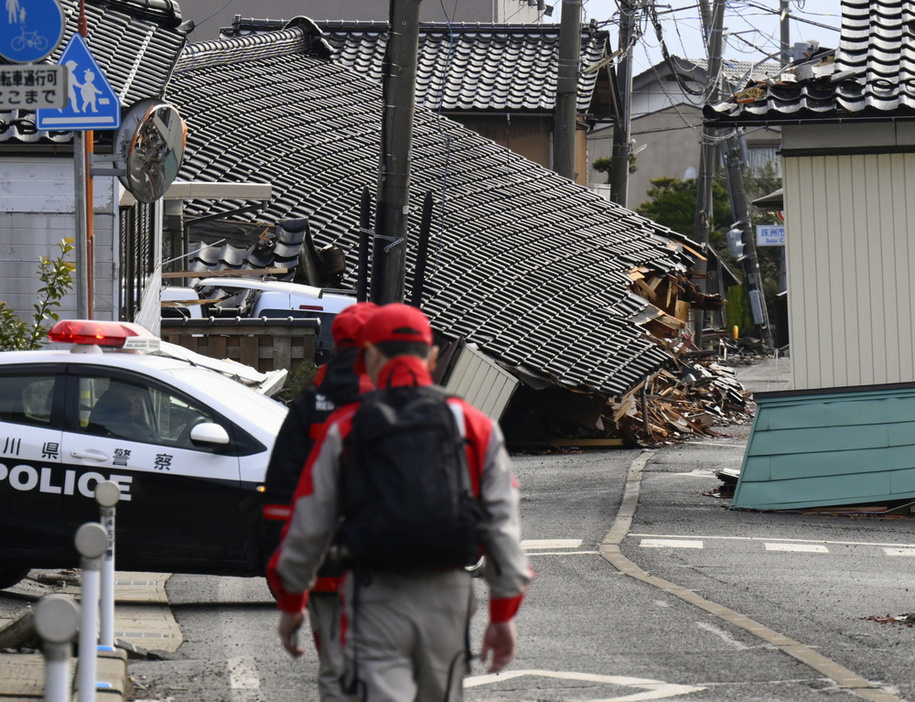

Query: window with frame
left=0, top=374, right=56, bottom=427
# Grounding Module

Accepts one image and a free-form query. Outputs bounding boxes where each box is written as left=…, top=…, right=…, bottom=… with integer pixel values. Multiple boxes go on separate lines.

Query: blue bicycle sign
left=0, top=0, right=64, bottom=63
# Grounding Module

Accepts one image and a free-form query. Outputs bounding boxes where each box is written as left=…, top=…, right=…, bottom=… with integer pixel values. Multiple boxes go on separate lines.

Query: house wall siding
left=0, top=158, right=119, bottom=323
left=784, top=152, right=915, bottom=390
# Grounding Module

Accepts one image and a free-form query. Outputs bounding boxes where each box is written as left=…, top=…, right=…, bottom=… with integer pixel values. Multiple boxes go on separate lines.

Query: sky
left=562, top=0, right=842, bottom=75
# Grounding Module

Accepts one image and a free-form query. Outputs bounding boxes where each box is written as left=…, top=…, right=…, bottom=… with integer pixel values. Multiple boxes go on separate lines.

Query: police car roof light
left=48, top=320, right=157, bottom=349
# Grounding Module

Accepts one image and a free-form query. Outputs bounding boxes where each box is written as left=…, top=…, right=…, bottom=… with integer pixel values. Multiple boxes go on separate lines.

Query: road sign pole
left=74, top=131, right=89, bottom=318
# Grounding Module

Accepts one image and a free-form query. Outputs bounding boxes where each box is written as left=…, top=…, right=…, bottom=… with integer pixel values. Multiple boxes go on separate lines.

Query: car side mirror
left=189, top=422, right=230, bottom=445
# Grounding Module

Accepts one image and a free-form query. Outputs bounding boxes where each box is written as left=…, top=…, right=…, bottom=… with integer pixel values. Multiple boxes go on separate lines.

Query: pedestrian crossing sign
left=36, top=33, right=120, bottom=131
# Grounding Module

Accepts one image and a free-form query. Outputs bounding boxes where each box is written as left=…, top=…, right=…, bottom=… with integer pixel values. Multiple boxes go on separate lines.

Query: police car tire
left=0, top=566, right=30, bottom=590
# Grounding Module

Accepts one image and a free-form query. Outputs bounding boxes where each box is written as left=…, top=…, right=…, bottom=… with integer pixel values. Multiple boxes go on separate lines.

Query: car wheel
left=0, top=567, right=30, bottom=590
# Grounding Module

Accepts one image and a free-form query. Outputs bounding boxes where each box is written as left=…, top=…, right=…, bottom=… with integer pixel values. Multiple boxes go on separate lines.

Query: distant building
left=589, top=56, right=782, bottom=208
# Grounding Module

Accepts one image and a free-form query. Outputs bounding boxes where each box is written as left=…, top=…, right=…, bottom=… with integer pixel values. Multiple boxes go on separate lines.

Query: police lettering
left=0, top=462, right=132, bottom=501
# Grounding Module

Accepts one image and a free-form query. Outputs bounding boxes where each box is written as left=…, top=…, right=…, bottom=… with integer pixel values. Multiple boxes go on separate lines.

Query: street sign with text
left=36, top=33, right=121, bottom=131
left=0, top=64, right=66, bottom=109
left=756, top=224, right=786, bottom=247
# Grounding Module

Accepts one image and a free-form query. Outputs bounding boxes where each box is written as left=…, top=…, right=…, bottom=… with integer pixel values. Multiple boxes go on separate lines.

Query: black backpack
left=337, top=385, right=483, bottom=572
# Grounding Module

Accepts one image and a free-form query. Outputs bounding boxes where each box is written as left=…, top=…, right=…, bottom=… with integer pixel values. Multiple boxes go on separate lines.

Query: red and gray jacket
left=267, top=355, right=532, bottom=622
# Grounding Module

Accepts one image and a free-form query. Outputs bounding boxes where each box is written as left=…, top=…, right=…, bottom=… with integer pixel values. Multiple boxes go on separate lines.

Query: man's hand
left=480, top=619, right=516, bottom=673
left=279, top=610, right=306, bottom=657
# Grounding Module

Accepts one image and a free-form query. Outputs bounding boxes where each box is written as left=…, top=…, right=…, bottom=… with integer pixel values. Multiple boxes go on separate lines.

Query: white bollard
left=75, top=522, right=108, bottom=702
left=94, top=481, right=121, bottom=649
left=34, top=594, right=80, bottom=702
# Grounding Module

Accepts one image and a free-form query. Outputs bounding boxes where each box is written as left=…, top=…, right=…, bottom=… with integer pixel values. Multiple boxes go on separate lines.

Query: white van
left=192, top=278, right=357, bottom=361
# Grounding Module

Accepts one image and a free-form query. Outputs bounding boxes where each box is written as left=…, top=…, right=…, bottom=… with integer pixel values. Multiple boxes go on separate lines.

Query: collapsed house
left=164, top=19, right=749, bottom=446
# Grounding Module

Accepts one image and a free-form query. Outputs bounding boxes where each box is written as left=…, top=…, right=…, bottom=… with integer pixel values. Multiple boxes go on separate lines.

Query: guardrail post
left=34, top=594, right=80, bottom=702
left=95, top=481, right=121, bottom=649
left=75, top=522, right=108, bottom=702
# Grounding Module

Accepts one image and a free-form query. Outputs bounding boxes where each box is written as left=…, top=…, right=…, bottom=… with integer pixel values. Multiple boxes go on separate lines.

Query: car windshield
left=164, top=366, right=288, bottom=433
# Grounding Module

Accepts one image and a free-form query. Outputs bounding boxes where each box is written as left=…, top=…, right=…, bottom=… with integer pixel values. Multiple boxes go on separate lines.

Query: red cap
left=331, top=302, right=378, bottom=348
left=360, top=303, right=433, bottom=347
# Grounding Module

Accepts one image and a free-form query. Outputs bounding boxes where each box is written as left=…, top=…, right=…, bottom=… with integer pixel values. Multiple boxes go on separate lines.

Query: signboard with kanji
left=0, top=64, right=65, bottom=109
left=756, top=224, right=786, bottom=247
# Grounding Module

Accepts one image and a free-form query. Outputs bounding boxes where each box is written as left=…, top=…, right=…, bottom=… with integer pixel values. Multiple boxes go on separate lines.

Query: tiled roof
left=706, top=1, right=913, bottom=124
left=167, top=25, right=697, bottom=398
left=223, top=18, right=608, bottom=114
left=0, top=0, right=189, bottom=143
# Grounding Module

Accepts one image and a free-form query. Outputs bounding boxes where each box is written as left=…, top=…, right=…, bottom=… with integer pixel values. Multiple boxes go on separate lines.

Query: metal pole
left=691, top=0, right=725, bottom=344
left=75, top=522, right=108, bottom=702
left=372, top=0, right=423, bottom=304
left=554, top=0, right=582, bottom=180
left=609, top=0, right=635, bottom=206
left=74, top=131, right=90, bottom=318
left=95, top=481, right=121, bottom=649
left=35, top=595, right=80, bottom=702
left=723, top=136, right=773, bottom=347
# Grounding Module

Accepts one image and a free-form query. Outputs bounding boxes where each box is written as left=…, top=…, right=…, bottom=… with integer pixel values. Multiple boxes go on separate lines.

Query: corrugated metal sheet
left=783, top=152, right=915, bottom=391
left=732, top=384, right=915, bottom=510
left=444, top=343, right=519, bottom=421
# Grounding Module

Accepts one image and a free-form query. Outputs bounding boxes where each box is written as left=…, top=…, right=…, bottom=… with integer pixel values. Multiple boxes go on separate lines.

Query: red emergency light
left=47, top=320, right=156, bottom=348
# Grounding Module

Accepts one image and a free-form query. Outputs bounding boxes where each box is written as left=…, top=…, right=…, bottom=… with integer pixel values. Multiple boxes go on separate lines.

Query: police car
left=0, top=320, right=288, bottom=589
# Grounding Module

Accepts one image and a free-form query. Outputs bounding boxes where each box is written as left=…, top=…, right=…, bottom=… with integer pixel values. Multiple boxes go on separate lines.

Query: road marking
left=632, top=533, right=915, bottom=550
left=884, top=548, right=915, bottom=557
left=601, top=450, right=904, bottom=702
left=227, top=657, right=259, bottom=690
left=640, top=538, right=703, bottom=549
left=522, top=539, right=583, bottom=550
left=696, top=622, right=749, bottom=650
left=765, top=542, right=829, bottom=553
left=464, top=669, right=704, bottom=700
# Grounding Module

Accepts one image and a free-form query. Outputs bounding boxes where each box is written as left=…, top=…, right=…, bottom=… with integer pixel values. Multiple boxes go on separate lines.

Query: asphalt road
left=124, top=426, right=915, bottom=702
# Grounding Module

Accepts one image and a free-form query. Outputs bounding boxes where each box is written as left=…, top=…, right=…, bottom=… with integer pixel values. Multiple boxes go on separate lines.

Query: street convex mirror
left=116, top=99, right=187, bottom=203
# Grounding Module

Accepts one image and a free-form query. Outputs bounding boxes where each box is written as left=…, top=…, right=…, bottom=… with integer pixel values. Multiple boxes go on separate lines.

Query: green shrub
left=0, top=239, right=75, bottom=351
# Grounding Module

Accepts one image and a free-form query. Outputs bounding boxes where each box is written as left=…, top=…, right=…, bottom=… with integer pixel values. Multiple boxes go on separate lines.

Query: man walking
left=269, top=303, right=531, bottom=701
left=263, top=301, right=375, bottom=701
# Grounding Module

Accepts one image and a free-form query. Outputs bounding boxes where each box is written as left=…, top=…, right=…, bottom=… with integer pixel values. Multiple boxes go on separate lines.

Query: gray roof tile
left=167, top=25, right=696, bottom=398
left=706, top=0, right=915, bottom=124
left=222, top=18, right=609, bottom=115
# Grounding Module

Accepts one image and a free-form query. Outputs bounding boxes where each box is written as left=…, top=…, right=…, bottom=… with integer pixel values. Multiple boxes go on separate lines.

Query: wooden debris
left=608, top=337, right=753, bottom=445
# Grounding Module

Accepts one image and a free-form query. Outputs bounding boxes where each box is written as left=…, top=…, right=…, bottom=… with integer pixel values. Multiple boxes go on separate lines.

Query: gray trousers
left=308, top=592, right=354, bottom=702
left=342, top=569, right=474, bottom=702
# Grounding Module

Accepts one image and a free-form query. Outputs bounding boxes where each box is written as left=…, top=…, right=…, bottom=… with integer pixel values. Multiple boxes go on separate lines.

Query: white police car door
left=60, top=370, right=245, bottom=570
left=0, top=366, right=68, bottom=562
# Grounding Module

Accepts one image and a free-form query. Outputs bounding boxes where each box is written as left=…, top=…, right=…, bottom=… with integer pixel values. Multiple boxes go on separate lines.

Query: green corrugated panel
left=732, top=383, right=915, bottom=511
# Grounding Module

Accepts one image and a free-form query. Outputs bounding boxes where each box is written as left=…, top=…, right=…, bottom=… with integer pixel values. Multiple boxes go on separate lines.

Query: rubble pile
left=609, top=342, right=753, bottom=445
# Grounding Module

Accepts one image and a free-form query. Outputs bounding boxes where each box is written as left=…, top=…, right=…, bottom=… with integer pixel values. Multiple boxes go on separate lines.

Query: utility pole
left=724, top=136, right=773, bottom=347
left=691, top=0, right=725, bottom=343
left=609, top=0, right=635, bottom=206
left=554, top=0, right=582, bottom=180
left=780, top=0, right=790, bottom=65
left=371, top=0, right=422, bottom=305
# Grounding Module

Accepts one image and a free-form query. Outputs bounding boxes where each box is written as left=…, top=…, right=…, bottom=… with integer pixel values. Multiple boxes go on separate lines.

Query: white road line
left=640, top=538, right=703, bottom=549
left=464, top=669, right=704, bottom=699
left=632, top=533, right=915, bottom=550
left=525, top=550, right=600, bottom=556
left=522, top=538, right=583, bottom=550
left=764, top=543, right=829, bottom=553
left=696, top=622, right=749, bottom=650
left=884, top=548, right=915, bottom=557
left=227, top=657, right=260, bottom=690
